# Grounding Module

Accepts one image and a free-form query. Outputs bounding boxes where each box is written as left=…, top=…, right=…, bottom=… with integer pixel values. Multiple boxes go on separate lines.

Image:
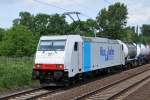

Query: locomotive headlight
left=59, top=65, right=63, bottom=68
left=56, top=64, right=64, bottom=70
left=34, top=64, right=41, bottom=69
left=37, top=64, right=41, bottom=68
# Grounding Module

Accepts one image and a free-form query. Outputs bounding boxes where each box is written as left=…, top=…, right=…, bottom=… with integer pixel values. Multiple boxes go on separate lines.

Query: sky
left=0, top=0, right=150, bottom=28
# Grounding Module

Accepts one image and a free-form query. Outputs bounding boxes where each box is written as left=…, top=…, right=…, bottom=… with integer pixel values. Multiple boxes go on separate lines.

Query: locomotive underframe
left=32, top=69, right=69, bottom=85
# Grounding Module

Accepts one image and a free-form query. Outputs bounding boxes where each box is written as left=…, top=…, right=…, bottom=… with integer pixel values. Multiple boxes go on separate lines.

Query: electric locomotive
left=32, top=35, right=126, bottom=86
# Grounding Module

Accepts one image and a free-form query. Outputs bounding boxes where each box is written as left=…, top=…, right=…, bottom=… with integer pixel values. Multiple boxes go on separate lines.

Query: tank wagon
left=32, top=35, right=150, bottom=86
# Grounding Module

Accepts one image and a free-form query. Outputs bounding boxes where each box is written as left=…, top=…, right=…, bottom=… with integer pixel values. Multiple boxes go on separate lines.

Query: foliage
left=13, top=12, right=34, bottom=30
left=137, top=35, right=150, bottom=44
left=141, top=24, right=150, bottom=36
left=47, top=14, right=68, bottom=35
left=13, top=12, right=68, bottom=36
left=68, top=19, right=96, bottom=37
left=96, top=2, right=128, bottom=39
left=120, top=27, right=137, bottom=43
left=0, top=28, right=5, bottom=41
left=0, top=25, right=39, bottom=57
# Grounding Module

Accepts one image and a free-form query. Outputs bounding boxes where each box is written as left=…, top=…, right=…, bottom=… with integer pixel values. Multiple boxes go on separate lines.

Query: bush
left=0, top=25, right=39, bottom=57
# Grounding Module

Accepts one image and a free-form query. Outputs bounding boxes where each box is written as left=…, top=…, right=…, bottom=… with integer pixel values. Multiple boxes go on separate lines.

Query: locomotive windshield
left=38, top=40, right=66, bottom=51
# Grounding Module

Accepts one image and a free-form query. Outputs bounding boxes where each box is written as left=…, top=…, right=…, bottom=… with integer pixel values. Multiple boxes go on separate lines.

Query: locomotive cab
left=32, top=35, right=83, bottom=85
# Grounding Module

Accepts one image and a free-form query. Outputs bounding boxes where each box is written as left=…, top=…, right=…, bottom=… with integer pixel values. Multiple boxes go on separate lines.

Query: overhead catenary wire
left=72, top=0, right=97, bottom=12
left=103, top=0, right=111, bottom=4
left=33, top=0, right=69, bottom=12
left=33, top=0, right=97, bottom=19
left=33, top=0, right=113, bottom=18
left=32, top=0, right=100, bottom=36
left=32, top=0, right=105, bottom=21
left=32, top=0, right=112, bottom=19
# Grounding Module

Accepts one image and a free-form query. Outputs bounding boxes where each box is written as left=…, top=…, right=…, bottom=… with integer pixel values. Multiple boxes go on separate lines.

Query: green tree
left=96, top=2, right=128, bottom=39
left=83, top=19, right=96, bottom=36
left=120, top=27, right=137, bottom=42
left=32, top=13, right=51, bottom=35
left=34, top=13, right=69, bottom=35
left=0, top=28, right=5, bottom=41
left=46, top=14, right=68, bottom=35
left=68, top=19, right=96, bottom=36
left=0, top=25, right=38, bottom=56
left=137, top=35, right=150, bottom=44
left=141, top=24, right=150, bottom=36
left=13, top=11, right=34, bottom=32
left=13, top=12, right=68, bottom=35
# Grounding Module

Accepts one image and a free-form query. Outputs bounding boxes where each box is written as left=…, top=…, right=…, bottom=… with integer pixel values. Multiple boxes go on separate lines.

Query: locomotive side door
left=78, top=42, right=82, bottom=73
left=73, top=42, right=82, bottom=74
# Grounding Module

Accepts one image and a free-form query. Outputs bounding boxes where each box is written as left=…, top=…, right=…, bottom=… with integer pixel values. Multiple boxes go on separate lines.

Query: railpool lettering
left=100, top=46, right=115, bottom=61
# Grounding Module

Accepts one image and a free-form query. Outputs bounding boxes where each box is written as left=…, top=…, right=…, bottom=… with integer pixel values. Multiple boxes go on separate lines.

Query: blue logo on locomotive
left=100, top=46, right=114, bottom=61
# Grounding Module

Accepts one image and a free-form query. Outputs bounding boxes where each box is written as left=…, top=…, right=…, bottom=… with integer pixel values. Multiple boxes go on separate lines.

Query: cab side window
left=74, top=42, right=78, bottom=51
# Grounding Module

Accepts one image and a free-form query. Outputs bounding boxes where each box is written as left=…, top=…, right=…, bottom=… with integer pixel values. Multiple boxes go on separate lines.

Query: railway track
left=1, top=65, right=150, bottom=100
left=75, top=68, right=150, bottom=100
left=0, top=75, right=109, bottom=100
left=0, top=87, right=60, bottom=100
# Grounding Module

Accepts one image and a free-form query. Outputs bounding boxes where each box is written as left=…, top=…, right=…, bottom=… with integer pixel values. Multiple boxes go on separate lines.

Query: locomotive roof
left=40, top=35, right=68, bottom=40
left=82, top=36, right=119, bottom=44
left=40, top=35, right=119, bottom=44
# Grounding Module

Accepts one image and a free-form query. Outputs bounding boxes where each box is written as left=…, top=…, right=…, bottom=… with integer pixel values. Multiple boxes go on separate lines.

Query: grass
left=0, top=57, right=35, bottom=91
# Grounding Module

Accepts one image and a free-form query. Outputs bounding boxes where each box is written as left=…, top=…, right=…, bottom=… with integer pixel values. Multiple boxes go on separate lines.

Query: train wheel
left=81, top=73, right=88, bottom=82
left=70, top=77, right=76, bottom=85
left=119, top=65, right=124, bottom=71
left=64, top=79, right=70, bottom=87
